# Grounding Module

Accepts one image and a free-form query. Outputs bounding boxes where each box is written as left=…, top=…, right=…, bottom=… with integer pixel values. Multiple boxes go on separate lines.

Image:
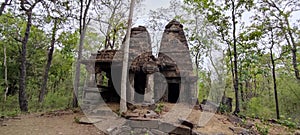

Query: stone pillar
left=84, top=62, right=96, bottom=87
left=189, top=76, right=198, bottom=104
left=153, top=73, right=167, bottom=102
left=179, top=80, right=185, bottom=103
left=128, top=73, right=135, bottom=102
left=144, top=74, right=154, bottom=103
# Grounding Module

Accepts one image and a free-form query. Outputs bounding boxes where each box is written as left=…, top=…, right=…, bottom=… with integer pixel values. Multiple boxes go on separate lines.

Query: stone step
left=83, top=87, right=100, bottom=93
left=90, top=108, right=117, bottom=116
left=83, top=87, right=109, bottom=93
left=82, top=99, right=104, bottom=105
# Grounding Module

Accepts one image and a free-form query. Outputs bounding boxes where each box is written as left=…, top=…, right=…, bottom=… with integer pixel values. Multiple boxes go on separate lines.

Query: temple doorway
left=167, top=83, right=180, bottom=103
left=134, top=70, right=147, bottom=103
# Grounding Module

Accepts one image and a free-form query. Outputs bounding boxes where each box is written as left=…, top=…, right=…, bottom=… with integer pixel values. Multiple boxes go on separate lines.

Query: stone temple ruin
left=81, top=20, right=197, bottom=105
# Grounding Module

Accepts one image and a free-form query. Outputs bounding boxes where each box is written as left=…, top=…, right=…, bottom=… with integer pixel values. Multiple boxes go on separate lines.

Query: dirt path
left=0, top=108, right=295, bottom=135
left=0, top=110, right=106, bottom=135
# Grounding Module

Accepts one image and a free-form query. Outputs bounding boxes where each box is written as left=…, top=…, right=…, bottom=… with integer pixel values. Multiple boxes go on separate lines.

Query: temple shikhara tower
left=82, top=20, right=197, bottom=105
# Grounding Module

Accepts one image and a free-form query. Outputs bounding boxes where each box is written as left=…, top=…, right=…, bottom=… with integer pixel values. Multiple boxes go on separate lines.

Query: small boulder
left=229, top=126, right=249, bottom=135
left=294, top=130, right=300, bottom=135
left=144, top=110, right=159, bottom=118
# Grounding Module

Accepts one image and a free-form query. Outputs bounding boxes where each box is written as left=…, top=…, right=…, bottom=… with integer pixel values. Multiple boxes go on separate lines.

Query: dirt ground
left=0, top=110, right=106, bottom=135
left=0, top=105, right=296, bottom=135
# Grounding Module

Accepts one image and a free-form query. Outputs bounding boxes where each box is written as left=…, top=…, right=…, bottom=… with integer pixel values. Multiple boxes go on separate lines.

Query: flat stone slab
left=127, top=119, right=159, bottom=129
left=79, top=117, right=103, bottom=124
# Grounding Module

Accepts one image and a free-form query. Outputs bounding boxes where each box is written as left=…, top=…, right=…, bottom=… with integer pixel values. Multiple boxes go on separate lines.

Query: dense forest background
left=0, top=0, right=299, bottom=127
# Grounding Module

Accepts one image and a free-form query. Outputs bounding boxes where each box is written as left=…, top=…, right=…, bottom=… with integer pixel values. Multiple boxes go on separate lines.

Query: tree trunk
left=239, top=68, right=244, bottom=103
left=120, top=0, right=135, bottom=113
left=283, top=16, right=299, bottom=80
left=39, top=18, right=58, bottom=103
left=270, top=29, right=280, bottom=119
left=73, top=0, right=92, bottom=108
left=19, top=11, right=34, bottom=112
left=231, top=0, right=240, bottom=114
left=4, top=45, right=8, bottom=101
left=270, top=49, right=279, bottom=119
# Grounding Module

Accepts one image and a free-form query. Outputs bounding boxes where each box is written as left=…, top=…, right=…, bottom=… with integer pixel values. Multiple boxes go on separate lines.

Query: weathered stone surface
left=128, top=120, right=159, bottom=129
left=170, top=125, right=191, bottom=135
left=91, top=108, right=115, bottom=116
left=158, top=122, right=176, bottom=133
left=178, top=118, right=194, bottom=129
left=151, top=129, right=168, bottom=135
left=294, top=130, right=300, bottom=135
left=227, top=115, right=243, bottom=125
left=144, top=110, right=159, bottom=119
left=82, top=20, right=197, bottom=104
left=107, top=126, right=118, bottom=134
left=200, top=104, right=218, bottom=112
left=78, top=117, right=103, bottom=124
left=192, top=130, right=208, bottom=135
left=229, top=126, right=250, bottom=135
left=125, top=112, right=139, bottom=118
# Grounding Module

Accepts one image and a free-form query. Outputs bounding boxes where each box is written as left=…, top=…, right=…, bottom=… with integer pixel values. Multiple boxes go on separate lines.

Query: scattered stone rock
left=178, top=118, right=194, bottom=129
left=294, top=130, right=300, bottom=135
left=201, top=105, right=217, bottom=112
left=158, top=122, right=192, bottom=135
left=106, top=126, right=117, bottom=134
left=171, top=125, right=191, bottom=135
left=126, top=112, right=139, bottom=118
left=120, top=125, right=132, bottom=132
left=228, top=115, right=243, bottom=125
left=132, top=109, right=140, bottom=113
left=151, top=129, right=168, bottom=135
left=229, top=126, right=249, bottom=135
left=159, top=122, right=177, bottom=133
left=192, top=130, right=203, bottom=135
left=243, top=121, right=255, bottom=129
left=144, top=110, right=159, bottom=118
left=133, top=128, right=142, bottom=134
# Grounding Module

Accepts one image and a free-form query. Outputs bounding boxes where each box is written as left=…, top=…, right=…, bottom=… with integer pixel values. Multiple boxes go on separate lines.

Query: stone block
left=128, top=120, right=159, bottom=129
left=158, top=122, right=177, bottom=133
left=151, top=129, right=168, bottom=135
left=170, top=126, right=191, bottom=135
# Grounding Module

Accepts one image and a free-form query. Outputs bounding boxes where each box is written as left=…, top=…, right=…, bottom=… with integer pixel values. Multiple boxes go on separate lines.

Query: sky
left=134, top=0, right=171, bottom=26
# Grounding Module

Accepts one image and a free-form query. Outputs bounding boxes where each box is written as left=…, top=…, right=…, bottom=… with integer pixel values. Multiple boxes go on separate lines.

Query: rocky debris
left=151, top=129, right=168, bottom=135
left=127, top=102, right=137, bottom=111
left=144, top=110, right=159, bottom=119
left=242, top=121, right=255, bottom=129
left=295, top=130, right=300, bottom=135
left=178, top=118, right=194, bottom=129
left=227, top=115, right=243, bottom=126
left=199, top=100, right=218, bottom=112
left=229, top=126, right=250, bottom=135
left=125, top=112, right=139, bottom=118
left=0, top=119, right=7, bottom=126
left=105, top=117, right=201, bottom=135
left=219, top=96, right=233, bottom=113
left=107, top=126, right=124, bottom=135
left=192, top=131, right=206, bottom=135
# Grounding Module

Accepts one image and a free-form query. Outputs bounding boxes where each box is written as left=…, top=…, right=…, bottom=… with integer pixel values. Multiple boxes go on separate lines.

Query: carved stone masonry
left=82, top=20, right=197, bottom=104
